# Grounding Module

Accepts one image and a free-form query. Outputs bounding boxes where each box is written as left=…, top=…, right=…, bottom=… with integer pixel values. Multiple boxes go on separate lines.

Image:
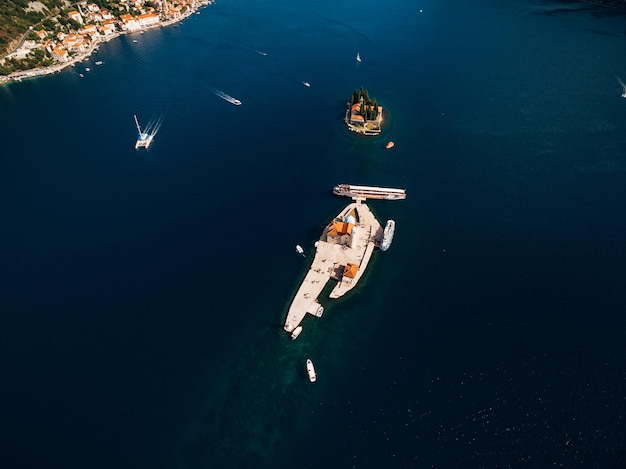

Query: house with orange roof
left=88, top=11, right=103, bottom=22
left=99, top=20, right=117, bottom=36
left=137, top=12, right=160, bottom=27
left=51, top=48, right=69, bottom=63
left=63, top=34, right=87, bottom=51
left=79, top=25, right=98, bottom=37
left=68, top=11, right=84, bottom=24
left=341, top=263, right=359, bottom=284
left=119, top=14, right=141, bottom=31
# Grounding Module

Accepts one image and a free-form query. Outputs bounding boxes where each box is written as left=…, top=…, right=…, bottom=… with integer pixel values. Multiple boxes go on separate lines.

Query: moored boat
left=380, top=219, right=395, bottom=251
left=296, top=244, right=304, bottom=256
left=333, top=184, right=407, bottom=200
left=291, top=325, right=303, bottom=340
left=385, top=141, right=395, bottom=149
left=306, top=359, right=317, bottom=382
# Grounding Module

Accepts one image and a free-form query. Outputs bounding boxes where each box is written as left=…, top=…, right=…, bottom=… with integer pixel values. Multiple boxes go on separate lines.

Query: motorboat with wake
left=213, top=90, right=241, bottom=106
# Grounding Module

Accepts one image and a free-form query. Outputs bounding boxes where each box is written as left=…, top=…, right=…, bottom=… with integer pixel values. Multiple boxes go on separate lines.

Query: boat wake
left=142, top=114, right=165, bottom=137
left=213, top=89, right=242, bottom=106
left=618, top=76, right=626, bottom=98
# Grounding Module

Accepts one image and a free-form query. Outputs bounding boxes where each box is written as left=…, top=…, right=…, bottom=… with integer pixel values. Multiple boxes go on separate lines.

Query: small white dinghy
left=306, top=359, right=317, bottom=382
left=290, top=325, right=303, bottom=340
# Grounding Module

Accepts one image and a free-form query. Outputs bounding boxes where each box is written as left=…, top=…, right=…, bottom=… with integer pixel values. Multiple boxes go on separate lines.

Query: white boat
left=356, top=52, right=361, bottom=62
left=302, top=81, right=311, bottom=87
left=306, top=359, right=317, bottom=382
left=85, top=67, right=90, bottom=72
left=380, top=219, right=395, bottom=251
left=296, top=244, right=304, bottom=256
left=95, top=61, right=103, bottom=65
left=290, top=325, right=303, bottom=340
left=213, top=90, right=242, bottom=106
left=79, top=73, right=84, bottom=78
left=134, top=114, right=154, bottom=149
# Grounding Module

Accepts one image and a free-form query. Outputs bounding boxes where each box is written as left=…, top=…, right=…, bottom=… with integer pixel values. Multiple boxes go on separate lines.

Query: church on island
left=344, top=86, right=383, bottom=135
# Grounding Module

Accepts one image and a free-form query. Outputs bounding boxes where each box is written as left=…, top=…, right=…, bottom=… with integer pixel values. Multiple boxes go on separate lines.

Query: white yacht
left=306, top=359, right=317, bottom=382
left=290, top=326, right=303, bottom=340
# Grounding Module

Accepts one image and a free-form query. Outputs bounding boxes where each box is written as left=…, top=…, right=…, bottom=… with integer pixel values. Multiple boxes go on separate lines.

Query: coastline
left=0, top=2, right=211, bottom=85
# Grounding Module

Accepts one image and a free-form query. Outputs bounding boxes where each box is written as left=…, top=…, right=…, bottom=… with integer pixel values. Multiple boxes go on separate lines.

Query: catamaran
left=134, top=115, right=154, bottom=149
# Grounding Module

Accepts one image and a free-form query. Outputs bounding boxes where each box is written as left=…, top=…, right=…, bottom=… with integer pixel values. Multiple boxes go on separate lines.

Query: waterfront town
left=0, top=0, right=211, bottom=83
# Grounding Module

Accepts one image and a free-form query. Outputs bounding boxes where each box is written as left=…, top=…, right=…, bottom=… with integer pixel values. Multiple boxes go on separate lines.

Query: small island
left=344, top=86, right=383, bottom=135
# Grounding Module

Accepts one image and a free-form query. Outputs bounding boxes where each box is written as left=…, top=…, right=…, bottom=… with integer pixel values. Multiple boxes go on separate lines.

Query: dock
left=283, top=201, right=382, bottom=333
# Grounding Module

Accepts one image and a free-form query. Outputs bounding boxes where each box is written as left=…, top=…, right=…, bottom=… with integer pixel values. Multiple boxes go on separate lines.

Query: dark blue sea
left=2, top=0, right=626, bottom=467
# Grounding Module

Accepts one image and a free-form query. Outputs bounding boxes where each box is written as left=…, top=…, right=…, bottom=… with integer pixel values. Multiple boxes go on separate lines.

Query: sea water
left=2, top=0, right=626, bottom=467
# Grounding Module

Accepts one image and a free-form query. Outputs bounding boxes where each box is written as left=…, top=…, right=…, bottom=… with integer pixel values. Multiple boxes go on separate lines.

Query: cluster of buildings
left=4, top=0, right=208, bottom=66
left=344, top=96, right=383, bottom=135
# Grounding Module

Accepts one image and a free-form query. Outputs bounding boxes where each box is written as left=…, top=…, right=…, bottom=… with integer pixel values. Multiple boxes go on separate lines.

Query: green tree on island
left=349, top=87, right=379, bottom=121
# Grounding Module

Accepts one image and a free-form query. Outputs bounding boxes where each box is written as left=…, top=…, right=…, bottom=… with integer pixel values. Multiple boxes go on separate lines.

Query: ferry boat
left=134, top=115, right=154, bottom=149
left=306, top=359, right=317, bottom=382
left=380, top=219, right=395, bottom=251
left=333, top=184, right=407, bottom=200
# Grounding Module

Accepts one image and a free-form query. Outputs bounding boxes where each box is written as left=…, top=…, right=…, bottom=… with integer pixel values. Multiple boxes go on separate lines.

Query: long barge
left=333, top=184, right=407, bottom=200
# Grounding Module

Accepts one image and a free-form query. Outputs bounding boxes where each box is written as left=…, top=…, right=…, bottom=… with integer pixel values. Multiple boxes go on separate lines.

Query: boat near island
left=291, top=325, right=303, bottom=340
left=306, top=359, right=317, bottom=382
left=380, top=220, right=395, bottom=251
left=386, top=141, right=395, bottom=149
left=134, top=114, right=154, bottom=149
left=333, top=184, right=407, bottom=201
left=213, top=90, right=241, bottom=106
left=296, top=245, right=305, bottom=256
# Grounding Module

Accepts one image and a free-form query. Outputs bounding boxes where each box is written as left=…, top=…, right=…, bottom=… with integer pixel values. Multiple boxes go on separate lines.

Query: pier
left=283, top=200, right=382, bottom=333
